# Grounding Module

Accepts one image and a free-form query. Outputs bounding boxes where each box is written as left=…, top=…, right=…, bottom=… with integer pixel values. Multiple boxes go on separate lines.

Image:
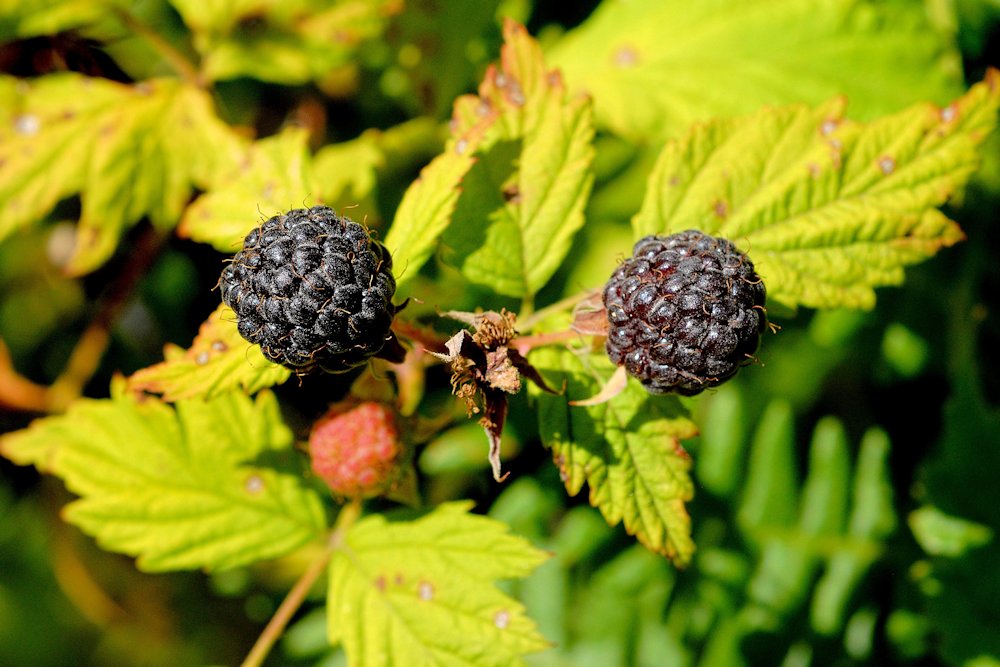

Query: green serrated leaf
left=177, top=0, right=399, bottom=84
left=327, top=501, right=550, bottom=666
left=179, top=127, right=318, bottom=252
left=0, top=389, right=325, bottom=572
left=167, top=0, right=273, bottom=34
left=0, top=73, right=245, bottom=274
left=530, top=346, right=697, bottom=567
left=312, top=131, right=384, bottom=218
left=547, top=0, right=962, bottom=142
left=384, top=101, right=495, bottom=296
left=439, top=20, right=595, bottom=299
left=127, top=304, right=291, bottom=402
left=633, top=71, right=1000, bottom=310
left=0, top=0, right=109, bottom=40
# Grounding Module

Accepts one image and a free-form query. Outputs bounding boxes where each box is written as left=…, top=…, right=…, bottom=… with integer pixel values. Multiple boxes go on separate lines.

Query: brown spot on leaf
left=502, top=184, right=521, bottom=204
left=713, top=199, right=728, bottom=219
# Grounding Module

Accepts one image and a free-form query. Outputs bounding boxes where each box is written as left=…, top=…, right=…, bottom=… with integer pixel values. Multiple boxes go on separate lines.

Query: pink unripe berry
left=309, top=401, right=403, bottom=499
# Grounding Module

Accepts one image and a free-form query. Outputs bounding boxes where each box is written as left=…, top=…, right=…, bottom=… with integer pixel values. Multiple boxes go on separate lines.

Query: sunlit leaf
left=383, top=90, right=495, bottom=296
left=0, top=0, right=110, bottom=39
left=170, top=0, right=401, bottom=84
left=439, top=20, right=595, bottom=298
left=327, top=502, right=551, bottom=666
left=0, top=73, right=245, bottom=274
left=911, top=505, right=993, bottom=559
left=179, top=127, right=318, bottom=252
left=530, top=346, right=697, bottom=566
left=633, top=71, right=1000, bottom=310
left=128, top=304, right=291, bottom=402
left=0, top=388, right=325, bottom=572
left=548, top=0, right=962, bottom=141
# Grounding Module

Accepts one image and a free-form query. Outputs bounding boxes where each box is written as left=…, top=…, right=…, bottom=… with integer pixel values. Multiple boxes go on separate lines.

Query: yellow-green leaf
left=0, top=389, right=325, bottom=572
left=547, top=0, right=962, bottom=141
left=179, top=127, right=318, bottom=252
left=128, top=304, right=291, bottom=402
left=0, top=0, right=108, bottom=39
left=173, top=0, right=400, bottom=84
left=439, top=20, right=595, bottom=298
left=383, top=89, right=496, bottom=296
left=0, top=73, right=245, bottom=274
left=327, top=502, right=551, bottom=666
left=530, top=347, right=698, bottom=566
left=633, top=71, right=1000, bottom=310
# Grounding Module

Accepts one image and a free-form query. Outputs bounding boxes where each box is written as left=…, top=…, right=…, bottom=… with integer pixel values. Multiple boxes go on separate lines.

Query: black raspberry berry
left=220, top=206, right=399, bottom=373
left=603, top=230, right=766, bottom=396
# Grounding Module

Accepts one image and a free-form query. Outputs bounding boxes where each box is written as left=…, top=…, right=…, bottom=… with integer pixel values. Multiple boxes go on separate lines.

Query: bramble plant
left=1, top=2, right=999, bottom=666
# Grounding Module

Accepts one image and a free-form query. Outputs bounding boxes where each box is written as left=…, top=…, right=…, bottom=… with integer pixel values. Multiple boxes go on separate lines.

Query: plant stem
left=0, top=339, right=48, bottom=411
left=113, top=8, right=204, bottom=87
left=512, top=329, right=582, bottom=356
left=240, top=500, right=362, bottom=667
left=518, top=289, right=595, bottom=332
left=47, top=225, right=166, bottom=412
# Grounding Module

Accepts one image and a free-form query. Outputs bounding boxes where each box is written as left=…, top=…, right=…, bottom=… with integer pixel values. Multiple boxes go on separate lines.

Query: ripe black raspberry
left=220, top=206, right=399, bottom=373
left=603, top=230, right=766, bottom=396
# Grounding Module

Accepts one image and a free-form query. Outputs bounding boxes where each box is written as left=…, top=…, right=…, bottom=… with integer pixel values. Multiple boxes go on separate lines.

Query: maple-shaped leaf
left=633, top=70, right=1000, bottom=311
left=547, top=0, right=962, bottom=141
left=179, top=127, right=319, bottom=252
left=529, top=347, right=698, bottom=567
left=327, top=502, right=551, bottom=666
left=0, top=73, right=245, bottom=274
left=169, top=0, right=400, bottom=84
left=128, top=304, right=291, bottom=402
left=438, top=19, right=595, bottom=299
left=0, top=387, right=325, bottom=572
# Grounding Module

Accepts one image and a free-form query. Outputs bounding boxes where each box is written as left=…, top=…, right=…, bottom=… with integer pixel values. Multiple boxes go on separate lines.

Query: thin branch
left=0, top=339, right=48, bottom=412
left=113, top=8, right=204, bottom=87
left=241, top=500, right=362, bottom=667
left=47, top=225, right=167, bottom=412
left=512, top=329, right=582, bottom=356
left=517, top=289, right=596, bottom=332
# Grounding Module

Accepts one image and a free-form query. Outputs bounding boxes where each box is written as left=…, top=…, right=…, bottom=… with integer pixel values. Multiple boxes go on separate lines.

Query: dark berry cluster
left=220, top=206, right=398, bottom=373
left=603, top=230, right=766, bottom=396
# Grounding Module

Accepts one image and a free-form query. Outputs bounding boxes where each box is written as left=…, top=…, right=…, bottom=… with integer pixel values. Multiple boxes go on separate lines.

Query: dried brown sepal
left=432, top=309, right=557, bottom=481
left=568, top=364, right=628, bottom=407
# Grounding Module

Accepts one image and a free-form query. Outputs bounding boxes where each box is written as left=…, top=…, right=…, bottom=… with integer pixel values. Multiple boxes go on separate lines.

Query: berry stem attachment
left=240, top=500, right=362, bottom=667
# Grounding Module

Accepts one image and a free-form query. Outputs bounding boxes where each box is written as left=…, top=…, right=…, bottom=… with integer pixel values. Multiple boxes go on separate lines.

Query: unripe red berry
left=309, top=401, right=404, bottom=499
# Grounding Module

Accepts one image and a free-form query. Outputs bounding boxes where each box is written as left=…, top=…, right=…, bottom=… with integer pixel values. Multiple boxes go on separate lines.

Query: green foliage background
left=1, top=1, right=999, bottom=665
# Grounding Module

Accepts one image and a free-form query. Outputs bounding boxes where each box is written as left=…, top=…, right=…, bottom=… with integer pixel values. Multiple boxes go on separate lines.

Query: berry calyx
left=602, top=230, right=766, bottom=396
left=308, top=401, right=405, bottom=499
left=220, top=206, right=400, bottom=374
